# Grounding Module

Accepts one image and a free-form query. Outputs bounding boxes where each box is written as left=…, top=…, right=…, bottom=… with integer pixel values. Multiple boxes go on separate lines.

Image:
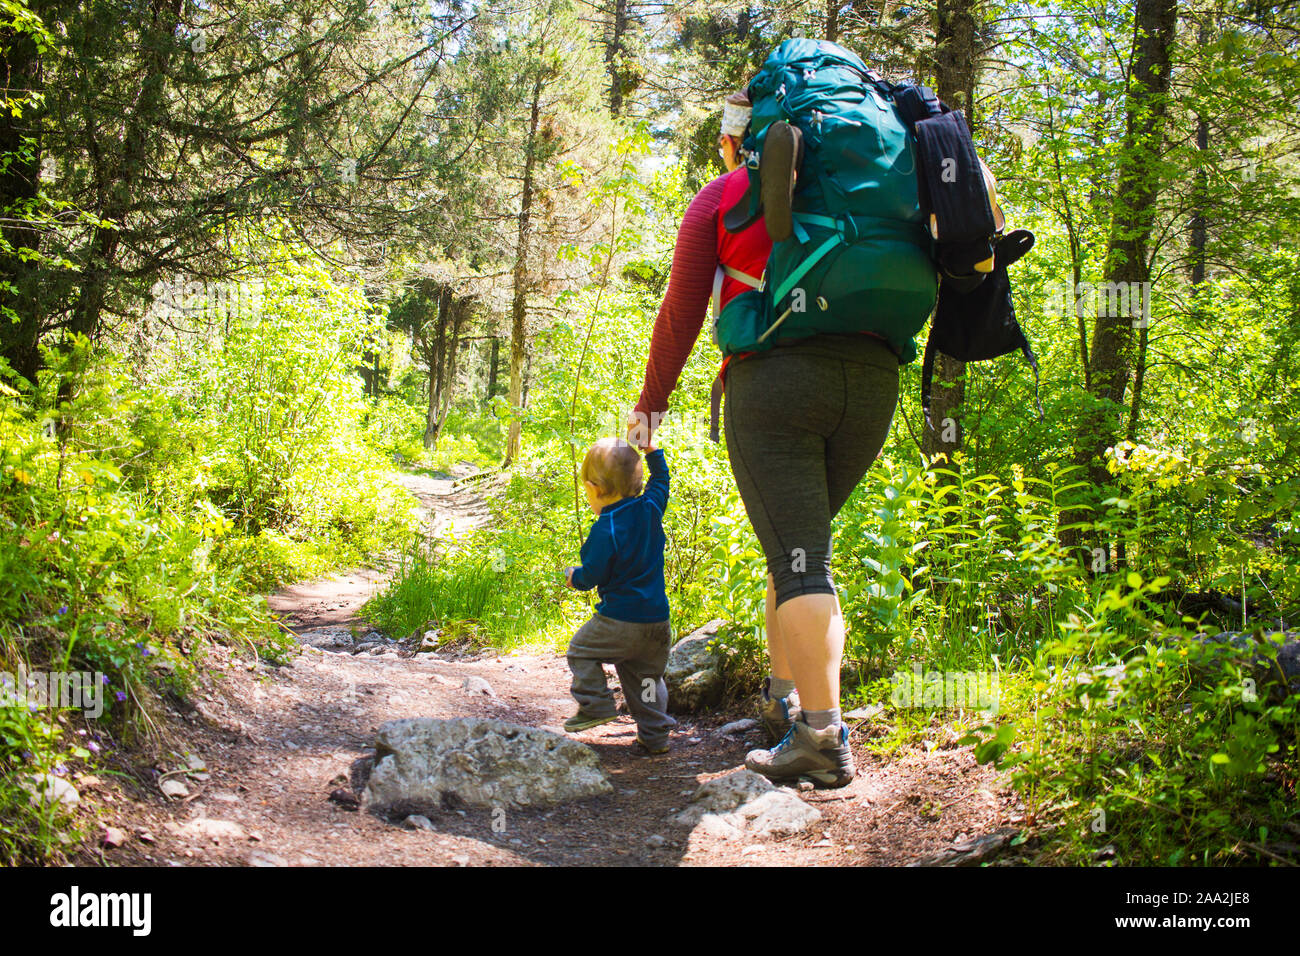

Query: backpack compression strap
left=757, top=212, right=885, bottom=345
left=707, top=267, right=764, bottom=443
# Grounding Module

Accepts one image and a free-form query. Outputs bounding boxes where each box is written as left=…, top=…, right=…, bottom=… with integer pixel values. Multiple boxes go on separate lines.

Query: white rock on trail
left=461, top=676, right=496, bottom=697
left=718, top=718, right=758, bottom=736
left=164, top=818, right=248, bottom=842
left=23, top=773, right=80, bottom=809
left=362, top=717, right=612, bottom=815
left=674, top=769, right=821, bottom=841
left=159, top=778, right=189, bottom=799
left=247, top=849, right=289, bottom=867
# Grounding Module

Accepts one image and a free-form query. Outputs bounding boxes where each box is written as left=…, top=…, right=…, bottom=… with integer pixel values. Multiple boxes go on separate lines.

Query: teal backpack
left=720, top=38, right=939, bottom=363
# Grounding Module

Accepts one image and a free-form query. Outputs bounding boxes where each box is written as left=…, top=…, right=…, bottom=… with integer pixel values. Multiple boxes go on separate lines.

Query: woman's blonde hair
left=581, top=437, right=644, bottom=499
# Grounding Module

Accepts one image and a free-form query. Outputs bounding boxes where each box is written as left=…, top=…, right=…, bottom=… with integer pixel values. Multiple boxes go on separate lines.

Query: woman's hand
left=626, top=411, right=659, bottom=451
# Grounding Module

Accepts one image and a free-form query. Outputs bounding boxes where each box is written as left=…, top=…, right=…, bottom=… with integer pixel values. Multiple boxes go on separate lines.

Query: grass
left=361, top=536, right=567, bottom=649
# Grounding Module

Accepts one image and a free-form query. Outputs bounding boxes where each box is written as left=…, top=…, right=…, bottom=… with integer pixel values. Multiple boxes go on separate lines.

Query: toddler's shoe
left=564, top=710, right=619, bottom=733
left=634, top=734, right=669, bottom=755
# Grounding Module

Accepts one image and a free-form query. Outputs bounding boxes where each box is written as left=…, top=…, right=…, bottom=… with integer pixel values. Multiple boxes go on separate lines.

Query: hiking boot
left=760, top=121, right=803, bottom=243
left=564, top=710, right=618, bottom=733
left=757, top=678, right=799, bottom=744
left=634, top=734, right=669, bottom=756
left=744, top=718, right=855, bottom=789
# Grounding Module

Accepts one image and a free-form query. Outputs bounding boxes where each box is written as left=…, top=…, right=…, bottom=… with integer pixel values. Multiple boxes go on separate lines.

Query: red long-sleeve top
left=635, top=170, right=771, bottom=419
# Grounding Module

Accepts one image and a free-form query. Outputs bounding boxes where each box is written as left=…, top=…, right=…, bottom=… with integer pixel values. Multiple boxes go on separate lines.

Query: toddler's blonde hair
left=581, top=437, right=643, bottom=499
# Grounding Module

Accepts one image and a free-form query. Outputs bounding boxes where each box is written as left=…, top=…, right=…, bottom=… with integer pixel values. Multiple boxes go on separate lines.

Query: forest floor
left=81, top=469, right=1025, bottom=867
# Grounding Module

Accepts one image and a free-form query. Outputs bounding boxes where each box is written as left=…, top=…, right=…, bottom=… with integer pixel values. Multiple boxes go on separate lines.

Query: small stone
left=328, top=788, right=360, bottom=810
left=164, top=818, right=247, bottom=841
left=797, top=780, right=814, bottom=792
left=461, top=676, right=495, bottom=697
left=645, top=834, right=667, bottom=848
left=718, top=718, right=758, bottom=736
left=103, top=826, right=127, bottom=848
left=137, top=830, right=156, bottom=844
left=25, top=774, right=79, bottom=809
left=451, top=854, right=470, bottom=866
left=844, top=704, right=885, bottom=721
left=160, top=778, right=189, bottom=799
left=248, top=849, right=288, bottom=867
left=403, top=814, right=436, bottom=831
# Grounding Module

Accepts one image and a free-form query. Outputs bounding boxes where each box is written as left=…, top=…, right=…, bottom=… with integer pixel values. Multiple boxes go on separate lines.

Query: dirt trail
left=93, top=470, right=1020, bottom=867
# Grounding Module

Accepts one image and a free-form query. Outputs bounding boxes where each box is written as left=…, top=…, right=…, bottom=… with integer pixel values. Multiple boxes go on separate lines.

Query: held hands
left=563, top=566, right=576, bottom=589
left=625, top=412, right=659, bottom=452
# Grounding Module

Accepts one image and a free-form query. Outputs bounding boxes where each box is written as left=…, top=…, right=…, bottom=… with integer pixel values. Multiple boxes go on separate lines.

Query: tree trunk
left=921, top=0, right=978, bottom=464
left=423, top=285, right=450, bottom=449
left=431, top=299, right=465, bottom=448
left=1189, top=20, right=1211, bottom=289
left=1063, top=0, right=1177, bottom=556
left=59, top=0, right=184, bottom=411
left=0, top=25, right=43, bottom=385
left=485, top=335, right=500, bottom=405
left=826, top=0, right=840, bottom=41
left=505, top=73, right=544, bottom=466
left=605, top=0, right=630, bottom=115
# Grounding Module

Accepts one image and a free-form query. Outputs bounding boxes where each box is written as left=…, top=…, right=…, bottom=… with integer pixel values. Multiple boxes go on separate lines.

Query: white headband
left=721, top=101, right=751, bottom=137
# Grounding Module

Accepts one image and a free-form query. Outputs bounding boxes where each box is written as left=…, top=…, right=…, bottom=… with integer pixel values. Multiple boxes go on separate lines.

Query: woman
left=628, top=93, right=901, bottom=788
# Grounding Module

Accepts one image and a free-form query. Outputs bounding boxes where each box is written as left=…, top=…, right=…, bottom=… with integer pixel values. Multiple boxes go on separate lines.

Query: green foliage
left=961, top=578, right=1299, bottom=865
left=362, top=530, right=567, bottom=649
left=0, top=245, right=416, bottom=861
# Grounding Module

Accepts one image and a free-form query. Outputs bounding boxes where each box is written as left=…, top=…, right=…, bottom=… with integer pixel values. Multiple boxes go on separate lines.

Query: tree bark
left=605, top=0, right=630, bottom=115
left=921, top=0, right=979, bottom=464
left=505, top=72, right=545, bottom=466
left=59, top=0, right=184, bottom=411
left=431, top=298, right=466, bottom=447
left=0, top=24, right=43, bottom=385
left=485, top=335, right=500, bottom=405
left=1189, top=20, right=1211, bottom=289
left=1063, top=0, right=1177, bottom=555
left=424, top=285, right=450, bottom=449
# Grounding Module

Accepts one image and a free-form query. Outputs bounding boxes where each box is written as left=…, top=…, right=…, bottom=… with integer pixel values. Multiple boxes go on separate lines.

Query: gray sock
left=768, top=676, right=796, bottom=700
left=803, top=707, right=840, bottom=730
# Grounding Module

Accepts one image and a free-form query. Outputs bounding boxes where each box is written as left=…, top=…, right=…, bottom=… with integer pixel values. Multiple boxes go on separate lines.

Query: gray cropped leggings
left=723, top=333, right=900, bottom=607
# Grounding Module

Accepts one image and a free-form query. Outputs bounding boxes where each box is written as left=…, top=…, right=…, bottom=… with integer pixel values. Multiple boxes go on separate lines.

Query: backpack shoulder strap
left=887, top=83, right=946, bottom=129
